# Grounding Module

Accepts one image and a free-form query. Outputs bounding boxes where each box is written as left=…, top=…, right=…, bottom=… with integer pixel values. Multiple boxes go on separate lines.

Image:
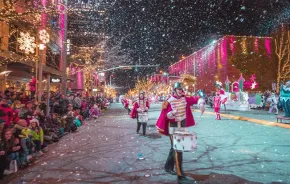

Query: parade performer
left=130, top=92, right=150, bottom=135
left=280, top=81, right=290, bottom=117
left=219, top=88, right=228, bottom=112
left=213, top=92, right=222, bottom=120
left=156, top=82, right=205, bottom=183
left=268, top=93, right=278, bottom=115
left=122, top=97, right=129, bottom=114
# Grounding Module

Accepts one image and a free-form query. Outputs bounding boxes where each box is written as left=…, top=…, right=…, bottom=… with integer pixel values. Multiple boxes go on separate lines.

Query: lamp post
left=193, top=59, right=196, bottom=93
left=38, top=43, right=45, bottom=102
left=38, top=29, right=50, bottom=106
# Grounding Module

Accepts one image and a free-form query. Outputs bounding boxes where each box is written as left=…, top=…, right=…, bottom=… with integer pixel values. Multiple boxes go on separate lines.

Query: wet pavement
left=3, top=103, right=290, bottom=184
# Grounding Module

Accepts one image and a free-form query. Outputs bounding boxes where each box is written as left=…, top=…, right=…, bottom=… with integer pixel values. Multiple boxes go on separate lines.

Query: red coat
left=29, top=77, right=36, bottom=92
left=130, top=99, right=150, bottom=119
left=123, top=99, right=129, bottom=109
left=13, top=109, right=20, bottom=124
left=156, top=95, right=199, bottom=136
left=0, top=105, right=13, bottom=126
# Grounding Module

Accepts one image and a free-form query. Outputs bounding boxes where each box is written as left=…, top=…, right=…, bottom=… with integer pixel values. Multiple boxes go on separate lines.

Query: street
left=4, top=103, right=290, bottom=184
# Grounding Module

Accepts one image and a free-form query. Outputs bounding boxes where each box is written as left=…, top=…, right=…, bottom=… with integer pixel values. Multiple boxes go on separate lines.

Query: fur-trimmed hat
left=30, top=118, right=39, bottom=126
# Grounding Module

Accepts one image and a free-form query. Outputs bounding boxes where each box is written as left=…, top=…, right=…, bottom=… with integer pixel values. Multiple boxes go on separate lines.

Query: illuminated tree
left=274, top=24, right=290, bottom=93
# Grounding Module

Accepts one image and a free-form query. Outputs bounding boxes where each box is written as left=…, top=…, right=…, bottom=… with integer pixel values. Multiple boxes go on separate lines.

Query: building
left=168, top=35, right=276, bottom=92
left=0, top=0, right=68, bottom=96
left=67, top=0, right=112, bottom=94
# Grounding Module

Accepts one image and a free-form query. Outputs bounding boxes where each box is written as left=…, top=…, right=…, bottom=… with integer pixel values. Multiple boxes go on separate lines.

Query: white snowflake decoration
left=39, top=29, right=50, bottom=44
left=251, top=82, right=257, bottom=89
left=17, top=32, right=36, bottom=54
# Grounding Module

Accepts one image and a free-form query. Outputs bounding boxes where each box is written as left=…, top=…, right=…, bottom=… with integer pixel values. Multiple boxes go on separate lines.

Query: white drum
left=138, top=112, right=148, bottom=123
left=173, top=131, right=197, bottom=152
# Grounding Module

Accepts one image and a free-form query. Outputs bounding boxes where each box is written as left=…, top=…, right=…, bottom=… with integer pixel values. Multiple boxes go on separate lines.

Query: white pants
left=268, top=105, right=278, bottom=114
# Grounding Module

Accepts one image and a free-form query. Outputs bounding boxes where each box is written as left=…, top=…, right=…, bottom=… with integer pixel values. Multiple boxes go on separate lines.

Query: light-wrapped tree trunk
left=275, top=24, right=290, bottom=93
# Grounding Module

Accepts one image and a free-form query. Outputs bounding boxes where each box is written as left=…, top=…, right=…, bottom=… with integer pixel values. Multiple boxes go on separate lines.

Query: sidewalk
left=194, top=106, right=290, bottom=129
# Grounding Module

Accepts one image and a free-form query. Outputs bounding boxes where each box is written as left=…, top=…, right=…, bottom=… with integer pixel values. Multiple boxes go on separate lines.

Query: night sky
left=103, top=0, right=290, bottom=91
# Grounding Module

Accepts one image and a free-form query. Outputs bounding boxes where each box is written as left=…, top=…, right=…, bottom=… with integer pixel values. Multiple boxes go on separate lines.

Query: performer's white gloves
left=167, top=109, right=177, bottom=119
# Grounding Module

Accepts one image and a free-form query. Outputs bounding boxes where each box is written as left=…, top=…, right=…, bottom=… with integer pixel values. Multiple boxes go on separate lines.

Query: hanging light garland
left=241, top=38, right=247, bottom=55
left=17, top=32, right=36, bottom=54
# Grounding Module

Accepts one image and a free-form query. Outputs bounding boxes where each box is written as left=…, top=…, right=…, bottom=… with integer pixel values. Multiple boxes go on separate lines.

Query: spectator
left=18, top=101, right=34, bottom=125
left=0, top=129, right=19, bottom=178
left=11, top=100, right=23, bottom=124
left=0, top=98, right=14, bottom=129
left=29, top=119, right=47, bottom=157
left=14, top=119, right=34, bottom=168
left=73, top=93, right=82, bottom=109
left=58, top=95, right=69, bottom=115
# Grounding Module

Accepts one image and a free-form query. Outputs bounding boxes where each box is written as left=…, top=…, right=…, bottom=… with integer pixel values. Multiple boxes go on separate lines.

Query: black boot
left=178, top=176, right=195, bottom=184
left=142, top=123, right=147, bottom=135
left=136, top=122, right=141, bottom=134
left=176, top=152, right=196, bottom=184
left=164, top=148, right=176, bottom=175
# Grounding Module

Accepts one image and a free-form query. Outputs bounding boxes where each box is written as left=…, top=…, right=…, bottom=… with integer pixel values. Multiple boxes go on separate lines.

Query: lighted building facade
left=168, top=35, right=277, bottom=92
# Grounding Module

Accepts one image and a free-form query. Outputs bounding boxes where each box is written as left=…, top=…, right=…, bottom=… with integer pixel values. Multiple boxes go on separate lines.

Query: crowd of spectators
left=0, top=87, right=109, bottom=180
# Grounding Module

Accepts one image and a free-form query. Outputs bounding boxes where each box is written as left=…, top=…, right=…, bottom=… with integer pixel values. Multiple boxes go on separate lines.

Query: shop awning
left=0, top=50, right=63, bottom=76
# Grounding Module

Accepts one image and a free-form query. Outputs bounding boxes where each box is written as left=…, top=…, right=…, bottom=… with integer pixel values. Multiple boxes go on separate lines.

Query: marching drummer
left=130, top=91, right=150, bottom=135
left=156, top=82, right=205, bottom=184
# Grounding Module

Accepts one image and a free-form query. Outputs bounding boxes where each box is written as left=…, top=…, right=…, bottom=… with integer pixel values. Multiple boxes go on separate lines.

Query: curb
left=193, top=110, right=290, bottom=129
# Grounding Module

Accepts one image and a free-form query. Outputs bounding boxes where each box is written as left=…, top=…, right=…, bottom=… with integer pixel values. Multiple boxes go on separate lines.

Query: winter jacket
left=30, top=128, right=44, bottom=143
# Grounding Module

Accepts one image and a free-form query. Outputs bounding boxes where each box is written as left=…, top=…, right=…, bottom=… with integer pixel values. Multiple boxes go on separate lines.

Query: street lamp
left=37, top=29, right=50, bottom=113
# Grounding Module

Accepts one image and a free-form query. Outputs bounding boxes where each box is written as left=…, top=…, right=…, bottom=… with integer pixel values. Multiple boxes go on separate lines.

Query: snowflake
left=39, top=29, right=50, bottom=44
left=17, top=32, right=36, bottom=54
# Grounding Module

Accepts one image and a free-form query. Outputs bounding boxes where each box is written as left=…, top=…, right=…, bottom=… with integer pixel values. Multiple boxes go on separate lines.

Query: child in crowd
left=14, top=119, right=34, bottom=168
left=63, top=104, right=77, bottom=132
left=0, top=129, right=20, bottom=177
left=74, top=108, right=83, bottom=127
left=29, top=119, right=47, bottom=157
left=89, top=104, right=100, bottom=119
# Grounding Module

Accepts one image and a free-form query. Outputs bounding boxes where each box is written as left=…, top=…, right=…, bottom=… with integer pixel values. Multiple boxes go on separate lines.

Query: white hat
left=30, top=118, right=39, bottom=126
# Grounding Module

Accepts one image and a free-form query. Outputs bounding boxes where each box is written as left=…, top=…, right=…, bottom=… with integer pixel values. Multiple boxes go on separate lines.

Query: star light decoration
left=17, top=32, right=36, bottom=54
left=39, top=29, right=50, bottom=44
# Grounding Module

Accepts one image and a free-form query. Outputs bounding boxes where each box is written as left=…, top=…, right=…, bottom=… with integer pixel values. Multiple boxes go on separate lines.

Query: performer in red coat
left=156, top=82, right=205, bottom=183
left=213, top=92, right=222, bottom=120
left=130, top=91, right=150, bottom=135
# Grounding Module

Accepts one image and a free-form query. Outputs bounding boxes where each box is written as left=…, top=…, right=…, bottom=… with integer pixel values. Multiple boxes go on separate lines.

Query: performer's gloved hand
left=137, top=108, right=142, bottom=113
